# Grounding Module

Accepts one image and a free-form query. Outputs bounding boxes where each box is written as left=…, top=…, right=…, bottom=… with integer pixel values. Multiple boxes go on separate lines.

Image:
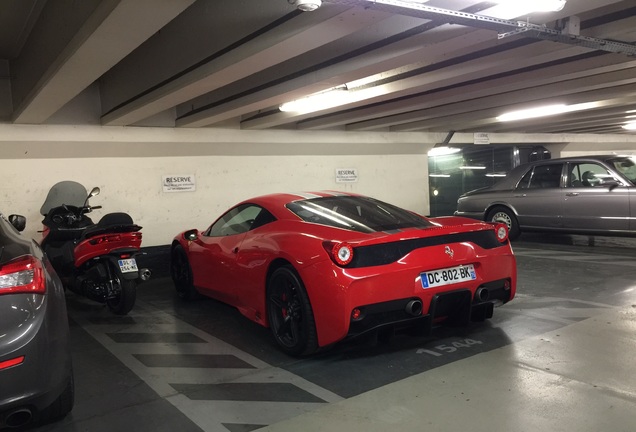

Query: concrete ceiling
left=0, top=0, right=635, bottom=134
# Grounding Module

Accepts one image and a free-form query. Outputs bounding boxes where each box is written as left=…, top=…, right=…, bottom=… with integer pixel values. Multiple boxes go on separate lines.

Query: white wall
left=0, top=125, right=432, bottom=246
left=3, top=124, right=636, bottom=247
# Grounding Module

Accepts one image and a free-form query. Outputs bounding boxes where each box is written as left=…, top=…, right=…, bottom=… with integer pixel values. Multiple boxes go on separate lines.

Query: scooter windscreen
left=40, top=181, right=89, bottom=216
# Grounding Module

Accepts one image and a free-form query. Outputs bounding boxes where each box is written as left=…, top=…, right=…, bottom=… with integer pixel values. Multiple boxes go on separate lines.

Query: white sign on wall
left=162, top=174, right=196, bottom=192
left=473, top=132, right=490, bottom=145
left=335, top=168, right=358, bottom=183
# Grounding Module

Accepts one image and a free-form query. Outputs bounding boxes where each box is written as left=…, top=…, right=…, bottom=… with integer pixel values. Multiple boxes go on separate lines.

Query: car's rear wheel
left=171, top=245, right=199, bottom=300
left=487, top=206, right=520, bottom=240
left=266, top=266, right=318, bottom=356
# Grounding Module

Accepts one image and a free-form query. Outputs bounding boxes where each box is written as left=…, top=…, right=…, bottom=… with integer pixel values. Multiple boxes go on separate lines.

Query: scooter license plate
left=118, top=258, right=138, bottom=273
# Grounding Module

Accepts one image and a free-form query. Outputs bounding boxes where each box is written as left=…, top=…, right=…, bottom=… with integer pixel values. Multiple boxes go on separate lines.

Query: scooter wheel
left=106, top=263, right=136, bottom=315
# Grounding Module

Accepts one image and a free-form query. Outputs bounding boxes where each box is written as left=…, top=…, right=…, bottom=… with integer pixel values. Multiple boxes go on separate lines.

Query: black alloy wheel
left=170, top=245, right=199, bottom=300
left=266, top=266, right=318, bottom=356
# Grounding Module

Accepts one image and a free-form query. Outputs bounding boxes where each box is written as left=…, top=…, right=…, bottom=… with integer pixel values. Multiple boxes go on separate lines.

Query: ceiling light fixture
left=484, top=0, right=566, bottom=19
left=279, top=86, right=349, bottom=113
left=494, top=0, right=566, bottom=11
left=497, top=102, right=599, bottom=122
left=294, top=0, right=322, bottom=11
left=427, top=146, right=461, bottom=156
left=623, top=121, right=636, bottom=131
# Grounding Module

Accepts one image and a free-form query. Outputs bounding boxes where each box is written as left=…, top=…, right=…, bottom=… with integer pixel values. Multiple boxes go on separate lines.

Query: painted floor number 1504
left=417, top=338, right=483, bottom=356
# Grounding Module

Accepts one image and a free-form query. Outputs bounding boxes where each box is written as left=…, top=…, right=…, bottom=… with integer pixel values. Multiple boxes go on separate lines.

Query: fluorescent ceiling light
left=497, top=102, right=599, bottom=122
left=627, top=109, right=636, bottom=114
left=623, top=121, right=636, bottom=131
left=460, top=166, right=486, bottom=170
left=429, top=174, right=451, bottom=178
left=280, top=87, right=350, bottom=113
left=485, top=0, right=566, bottom=19
left=428, top=146, right=461, bottom=156
left=486, top=173, right=507, bottom=178
left=279, top=84, right=386, bottom=114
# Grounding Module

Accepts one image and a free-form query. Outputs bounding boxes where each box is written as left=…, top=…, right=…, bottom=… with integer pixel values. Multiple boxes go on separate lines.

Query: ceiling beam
left=12, top=0, right=195, bottom=124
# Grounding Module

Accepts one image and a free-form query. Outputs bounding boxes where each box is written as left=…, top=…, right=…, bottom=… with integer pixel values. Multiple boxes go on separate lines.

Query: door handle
left=513, top=194, right=527, bottom=197
left=232, top=247, right=239, bottom=254
left=566, top=192, right=579, bottom=197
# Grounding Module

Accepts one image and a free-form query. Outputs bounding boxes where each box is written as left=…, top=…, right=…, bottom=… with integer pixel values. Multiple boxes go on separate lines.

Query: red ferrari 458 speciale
left=171, top=191, right=516, bottom=355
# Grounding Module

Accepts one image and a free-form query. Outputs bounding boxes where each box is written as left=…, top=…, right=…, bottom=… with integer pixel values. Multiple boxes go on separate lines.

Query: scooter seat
left=81, top=212, right=141, bottom=239
left=98, top=212, right=133, bottom=226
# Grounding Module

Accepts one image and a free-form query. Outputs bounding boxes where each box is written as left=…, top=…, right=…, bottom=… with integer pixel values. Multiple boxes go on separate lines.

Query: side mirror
left=89, top=187, right=100, bottom=197
left=184, top=229, right=199, bottom=241
left=8, top=214, right=26, bottom=232
left=603, top=180, right=620, bottom=191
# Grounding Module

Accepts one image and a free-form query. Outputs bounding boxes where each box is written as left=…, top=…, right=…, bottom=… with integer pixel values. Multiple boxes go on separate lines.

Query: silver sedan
left=455, top=155, right=636, bottom=239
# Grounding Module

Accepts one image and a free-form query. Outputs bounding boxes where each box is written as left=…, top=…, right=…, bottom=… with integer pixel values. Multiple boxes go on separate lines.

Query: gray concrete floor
left=29, top=234, right=636, bottom=432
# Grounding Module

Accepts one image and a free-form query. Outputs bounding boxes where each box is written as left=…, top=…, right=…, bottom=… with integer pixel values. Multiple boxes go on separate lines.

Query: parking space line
left=68, top=301, right=343, bottom=432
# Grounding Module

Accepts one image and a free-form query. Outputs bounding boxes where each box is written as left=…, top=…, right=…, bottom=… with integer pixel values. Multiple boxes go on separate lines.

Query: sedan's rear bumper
left=0, top=271, right=72, bottom=427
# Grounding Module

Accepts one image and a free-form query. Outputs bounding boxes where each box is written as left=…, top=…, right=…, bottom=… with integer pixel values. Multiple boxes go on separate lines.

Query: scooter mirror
left=89, top=187, right=100, bottom=197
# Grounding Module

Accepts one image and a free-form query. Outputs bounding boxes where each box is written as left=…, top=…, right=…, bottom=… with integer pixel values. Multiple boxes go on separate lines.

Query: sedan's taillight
left=494, top=223, right=509, bottom=243
left=323, top=241, right=354, bottom=266
left=0, top=255, right=46, bottom=295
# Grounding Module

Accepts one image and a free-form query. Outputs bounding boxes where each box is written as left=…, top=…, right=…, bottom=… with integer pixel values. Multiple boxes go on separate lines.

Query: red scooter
left=40, top=181, right=151, bottom=315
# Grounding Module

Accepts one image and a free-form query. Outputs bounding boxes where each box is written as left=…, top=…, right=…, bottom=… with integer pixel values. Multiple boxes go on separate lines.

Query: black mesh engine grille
left=347, top=230, right=505, bottom=268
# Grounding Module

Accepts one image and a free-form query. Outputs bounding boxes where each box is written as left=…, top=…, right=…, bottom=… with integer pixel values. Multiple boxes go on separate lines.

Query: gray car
left=455, top=155, right=636, bottom=239
left=0, top=213, right=74, bottom=428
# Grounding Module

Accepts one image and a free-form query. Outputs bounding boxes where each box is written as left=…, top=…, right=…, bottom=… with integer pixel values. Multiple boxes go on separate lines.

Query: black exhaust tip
left=5, top=408, right=33, bottom=428
left=405, top=299, right=423, bottom=316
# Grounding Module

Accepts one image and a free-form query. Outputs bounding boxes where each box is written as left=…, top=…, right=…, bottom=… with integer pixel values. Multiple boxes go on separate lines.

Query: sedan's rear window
left=286, top=196, right=432, bottom=233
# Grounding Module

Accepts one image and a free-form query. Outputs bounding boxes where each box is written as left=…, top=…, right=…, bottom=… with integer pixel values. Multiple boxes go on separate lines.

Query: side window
left=527, top=164, right=563, bottom=189
left=568, top=163, right=618, bottom=187
left=206, top=204, right=273, bottom=237
left=516, top=169, right=533, bottom=189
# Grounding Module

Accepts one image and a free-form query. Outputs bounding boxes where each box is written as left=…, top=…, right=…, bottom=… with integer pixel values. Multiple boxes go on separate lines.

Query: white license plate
left=118, top=258, right=138, bottom=274
left=421, top=264, right=476, bottom=289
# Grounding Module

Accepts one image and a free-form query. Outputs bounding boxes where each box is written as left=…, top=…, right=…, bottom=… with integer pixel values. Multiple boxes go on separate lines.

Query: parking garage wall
left=0, top=125, right=431, bottom=247
left=3, top=125, right=636, bottom=247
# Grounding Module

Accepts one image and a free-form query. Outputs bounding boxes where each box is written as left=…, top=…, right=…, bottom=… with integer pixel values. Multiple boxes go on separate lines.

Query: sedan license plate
left=421, top=264, right=476, bottom=289
left=118, top=258, right=138, bottom=274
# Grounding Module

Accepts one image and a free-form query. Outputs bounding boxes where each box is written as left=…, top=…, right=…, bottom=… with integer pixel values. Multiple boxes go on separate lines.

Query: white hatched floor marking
left=513, top=247, right=636, bottom=267
left=69, top=301, right=343, bottom=432
left=497, top=294, right=615, bottom=325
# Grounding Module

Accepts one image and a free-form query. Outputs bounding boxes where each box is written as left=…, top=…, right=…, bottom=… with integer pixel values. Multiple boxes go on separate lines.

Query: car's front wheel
left=487, top=206, right=520, bottom=240
left=266, top=266, right=318, bottom=356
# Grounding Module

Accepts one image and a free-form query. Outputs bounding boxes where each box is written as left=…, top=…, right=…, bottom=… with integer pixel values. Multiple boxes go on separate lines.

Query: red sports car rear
left=171, top=192, right=516, bottom=355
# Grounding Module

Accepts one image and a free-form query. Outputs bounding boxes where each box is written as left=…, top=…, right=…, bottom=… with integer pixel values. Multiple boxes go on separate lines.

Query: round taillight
left=332, top=242, right=354, bottom=266
left=495, top=223, right=508, bottom=242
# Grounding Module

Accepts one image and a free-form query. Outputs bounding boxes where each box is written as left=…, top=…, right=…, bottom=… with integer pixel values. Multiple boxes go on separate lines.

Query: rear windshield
left=286, top=196, right=432, bottom=233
